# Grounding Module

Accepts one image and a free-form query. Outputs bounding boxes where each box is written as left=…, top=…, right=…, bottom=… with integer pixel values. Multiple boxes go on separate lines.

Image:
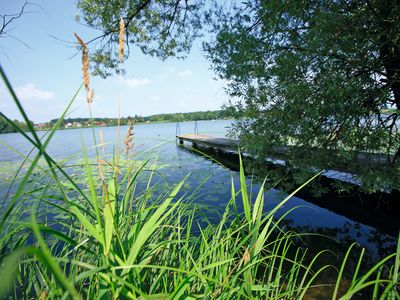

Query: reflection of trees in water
left=367, top=229, right=398, bottom=259
left=176, top=146, right=397, bottom=261
left=279, top=219, right=396, bottom=271
left=181, top=143, right=399, bottom=236
left=274, top=219, right=397, bottom=299
left=172, top=145, right=398, bottom=293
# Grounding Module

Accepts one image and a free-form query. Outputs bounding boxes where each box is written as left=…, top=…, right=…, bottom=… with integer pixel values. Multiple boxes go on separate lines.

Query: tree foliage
left=76, top=0, right=205, bottom=77
left=49, top=109, right=232, bottom=127
left=0, top=115, right=29, bottom=134
left=77, top=0, right=400, bottom=191
left=204, top=0, right=400, bottom=191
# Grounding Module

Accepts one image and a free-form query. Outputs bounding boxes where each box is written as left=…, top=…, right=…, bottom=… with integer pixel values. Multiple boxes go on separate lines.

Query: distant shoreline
left=0, top=117, right=233, bottom=134
left=35, top=118, right=233, bottom=132
left=0, top=109, right=234, bottom=134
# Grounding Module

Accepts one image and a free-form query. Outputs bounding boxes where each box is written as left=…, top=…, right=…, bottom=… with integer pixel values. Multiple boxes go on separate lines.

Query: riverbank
left=32, top=118, right=233, bottom=133
left=1, top=110, right=234, bottom=134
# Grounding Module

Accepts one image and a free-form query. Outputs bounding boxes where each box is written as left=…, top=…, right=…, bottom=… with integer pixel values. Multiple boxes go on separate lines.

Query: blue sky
left=0, top=1, right=229, bottom=123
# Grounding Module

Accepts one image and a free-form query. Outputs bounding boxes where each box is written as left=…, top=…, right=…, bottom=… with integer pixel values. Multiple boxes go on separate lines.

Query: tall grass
left=0, top=58, right=399, bottom=299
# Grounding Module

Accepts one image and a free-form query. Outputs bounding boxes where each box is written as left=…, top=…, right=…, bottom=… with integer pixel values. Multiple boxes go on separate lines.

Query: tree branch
left=0, top=1, right=29, bottom=36
left=85, top=0, right=152, bottom=45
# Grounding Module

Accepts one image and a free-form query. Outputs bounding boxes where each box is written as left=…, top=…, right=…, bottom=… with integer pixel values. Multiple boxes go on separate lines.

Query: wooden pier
left=176, top=134, right=395, bottom=173
left=177, top=134, right=240, bottom=151
left=176, top=133, right=399, bottom=235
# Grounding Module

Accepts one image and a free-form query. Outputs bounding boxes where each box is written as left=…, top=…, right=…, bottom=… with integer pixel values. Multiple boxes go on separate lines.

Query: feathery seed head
left=119, top=17, right=125, bottom=63
left=74, top=32, right=89, bottom=91
left=87, top=88, right=94, bottom=104
left=124, top=118, right=134, bottom=155
left=74, top=33, right=85, bottom=47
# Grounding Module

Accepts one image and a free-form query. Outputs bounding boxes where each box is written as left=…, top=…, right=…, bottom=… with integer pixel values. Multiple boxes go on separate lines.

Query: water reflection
left=173, top=142, right=397, bottom=264
left=0, top=120, right=397, bottom=266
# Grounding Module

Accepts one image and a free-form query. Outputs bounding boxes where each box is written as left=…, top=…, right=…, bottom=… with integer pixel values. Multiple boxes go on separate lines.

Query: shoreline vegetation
left=0, top=6, right=398, bottom=295
left=0, top=110, right=234, bottom=134
left=0, top=63, right=399, bottom=299
left=2, top=108, right=395, bottom=135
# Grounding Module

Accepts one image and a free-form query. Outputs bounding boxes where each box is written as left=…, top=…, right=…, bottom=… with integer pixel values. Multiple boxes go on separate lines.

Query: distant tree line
left=50, top=110, right=233, bottom=127
left=0, top=115, right=30, bottom=133
left=134, top=109, right=233, bottom=123
left=0, top=110, right=233, bottom=133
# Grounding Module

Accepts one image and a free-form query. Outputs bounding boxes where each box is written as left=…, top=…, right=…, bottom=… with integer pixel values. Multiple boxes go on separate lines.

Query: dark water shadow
left=178, top=143, right=400, bottom=237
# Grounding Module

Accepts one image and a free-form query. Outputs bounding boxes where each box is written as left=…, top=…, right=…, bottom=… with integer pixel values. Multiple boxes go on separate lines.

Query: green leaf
left=0, top=247, right=26, bottom=297
left=252, top=178, right=266, bottom=224
left=238, top=151, right=251, bottom=223
left=30, top=215, right=81, bottom=300
left=123, top=178, right=186, bottom=274
left=104, top=178, right=116, bottom=256
left=71, top=206, right=103, bottom=245
left=81, top=137, right=103, bottom=231
left=169, top=276, right=193, bottom=300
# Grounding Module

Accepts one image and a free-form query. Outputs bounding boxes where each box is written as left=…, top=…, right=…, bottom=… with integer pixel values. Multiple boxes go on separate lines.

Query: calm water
left=0, top=120, right=397, bottom=262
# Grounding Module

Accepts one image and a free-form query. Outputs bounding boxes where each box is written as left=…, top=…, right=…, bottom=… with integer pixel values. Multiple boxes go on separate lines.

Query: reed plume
left=119, top=17, right=125, bottom=63
left=87, top=88, right=94, bottom=104
left=123, top=118, right=134, bottom=155
left=74, top=32, right=89, bottom=91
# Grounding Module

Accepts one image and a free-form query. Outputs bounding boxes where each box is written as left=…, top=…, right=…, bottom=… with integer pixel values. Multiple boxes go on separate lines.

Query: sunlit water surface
left=0, top=120, right=396, bottom=264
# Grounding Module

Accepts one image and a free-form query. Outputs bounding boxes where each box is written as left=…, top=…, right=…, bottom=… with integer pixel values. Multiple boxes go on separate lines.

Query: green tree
left=0, top=115, right=14, bottom=133
left=0, top=115, right=30, bottom=134
left=76, top=0, right=205, bottom=78
left=77, top=0, right=399, bottom=191
left=205, top=0, right=400, bottom=192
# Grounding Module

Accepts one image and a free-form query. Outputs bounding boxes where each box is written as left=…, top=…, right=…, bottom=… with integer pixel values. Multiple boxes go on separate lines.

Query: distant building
left=34, top=123, right=47, bottom=130
left=65, top=122, right=73, bottom=128
left=72, top=122, right=82, bottom=127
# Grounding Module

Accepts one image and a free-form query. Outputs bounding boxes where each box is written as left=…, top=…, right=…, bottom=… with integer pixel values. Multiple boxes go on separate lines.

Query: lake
left=0, top=119, right=397, bottom=263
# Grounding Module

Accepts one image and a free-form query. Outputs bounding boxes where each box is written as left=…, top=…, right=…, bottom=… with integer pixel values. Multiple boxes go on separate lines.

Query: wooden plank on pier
left=177, top=134, right=239, bottom=151
left=177, top=134, right=396, bottom=175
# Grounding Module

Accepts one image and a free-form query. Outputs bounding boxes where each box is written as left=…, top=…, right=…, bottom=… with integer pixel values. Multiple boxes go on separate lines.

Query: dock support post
left=179, top=138, right=183, bottom=145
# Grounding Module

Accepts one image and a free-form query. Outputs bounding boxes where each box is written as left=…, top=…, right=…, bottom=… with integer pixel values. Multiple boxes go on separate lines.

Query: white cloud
left=121, top=77, right=151, bottom=88
left=178, top=70, right=193, bottom=78
left=16, top=83, right=54, bottom=101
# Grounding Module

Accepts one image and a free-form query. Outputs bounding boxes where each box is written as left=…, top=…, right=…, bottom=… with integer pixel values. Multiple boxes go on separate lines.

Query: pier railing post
left=176, top=122, right=181, bottom=144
